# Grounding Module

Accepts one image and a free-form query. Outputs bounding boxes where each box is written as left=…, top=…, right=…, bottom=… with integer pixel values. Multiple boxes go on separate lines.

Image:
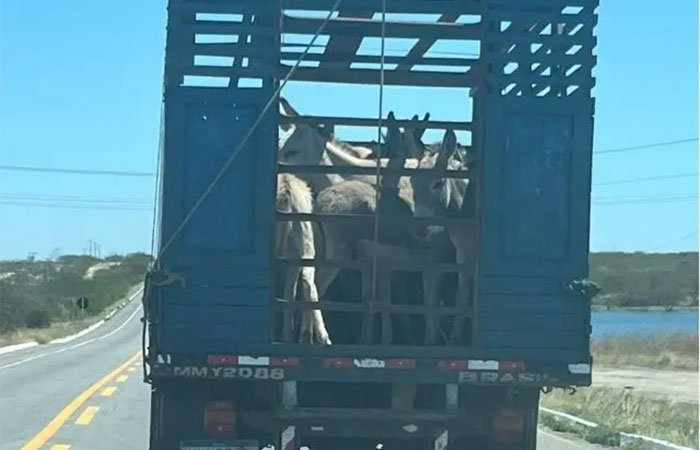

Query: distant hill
left=0, top=253, right=151, bottom=333
left=590, top=252, right=698, bottom=308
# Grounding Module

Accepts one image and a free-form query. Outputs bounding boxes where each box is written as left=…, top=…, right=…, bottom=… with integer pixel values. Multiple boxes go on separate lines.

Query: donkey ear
left=415, top=112, right=430, bottom=141
left=436, top=129, right=456, bottom=170
left=279, top=97, right=300, bottom=117
left=386, top=111, right=400, bottom=137
left=279, top=97, right=299, bottom=132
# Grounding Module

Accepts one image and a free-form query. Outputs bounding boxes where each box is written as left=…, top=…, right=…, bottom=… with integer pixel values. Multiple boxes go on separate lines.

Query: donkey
left=311, top=113, right=426, bottom=345
left=409, top=130, right=475, bottom=343
left=278, top=97, right=430, bottom=194
left=275, top=173, right=331, bottom=345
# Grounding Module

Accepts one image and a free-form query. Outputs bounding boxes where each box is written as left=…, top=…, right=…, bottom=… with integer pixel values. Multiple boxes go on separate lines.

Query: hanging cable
left=371, top=0, right=388, bottom=311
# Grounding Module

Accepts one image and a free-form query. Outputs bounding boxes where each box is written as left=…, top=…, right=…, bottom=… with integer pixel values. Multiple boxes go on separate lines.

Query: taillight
left=492, top=409, right=524, bottom=445
left=204, top=401, right=236, bottom=438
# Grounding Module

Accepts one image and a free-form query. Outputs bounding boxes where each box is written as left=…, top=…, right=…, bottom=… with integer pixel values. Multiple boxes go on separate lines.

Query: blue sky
left=0, top=0, right=697, bottom=259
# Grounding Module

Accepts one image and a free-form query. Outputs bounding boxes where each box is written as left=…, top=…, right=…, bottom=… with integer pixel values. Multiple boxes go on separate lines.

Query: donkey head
left=410, top=129, right=469, bottom=218
left=278, top=97, right=332, bottom=166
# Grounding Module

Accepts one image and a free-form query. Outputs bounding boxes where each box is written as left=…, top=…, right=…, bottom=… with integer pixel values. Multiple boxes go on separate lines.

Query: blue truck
left=143, top=1, right=600, bottom=449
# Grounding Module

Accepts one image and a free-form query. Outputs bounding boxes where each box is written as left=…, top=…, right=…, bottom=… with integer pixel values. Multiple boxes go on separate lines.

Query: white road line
left=0, top=342, right=39, bottom=355
left=50, top=320, right=105, bottom=345
left=0, top=303, right=143, bottom=372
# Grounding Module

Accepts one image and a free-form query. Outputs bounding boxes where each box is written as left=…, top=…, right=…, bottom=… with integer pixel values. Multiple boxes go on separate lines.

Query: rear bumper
left=240, top=408, right=481, bottom=439
left=148, top=353, right=591, bottom=387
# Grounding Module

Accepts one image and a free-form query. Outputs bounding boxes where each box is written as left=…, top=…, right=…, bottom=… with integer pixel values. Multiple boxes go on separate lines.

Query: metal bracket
left=445, top=384, right=459, bottom=412
left=282, top=381, right=298, bottom=410
left=562, top=278, right=600, bottom=299
left=146, top=268, right=187, bottom=287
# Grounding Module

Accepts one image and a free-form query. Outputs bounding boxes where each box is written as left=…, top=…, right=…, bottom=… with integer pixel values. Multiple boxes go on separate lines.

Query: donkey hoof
left=317, top=335, right=332, bottom=346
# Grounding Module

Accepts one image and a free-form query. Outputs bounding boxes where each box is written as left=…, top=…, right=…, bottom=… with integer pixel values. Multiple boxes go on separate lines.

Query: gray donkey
left=278, top=97, right=430, bottom=195
left=410, top=130, right=475, bottom=343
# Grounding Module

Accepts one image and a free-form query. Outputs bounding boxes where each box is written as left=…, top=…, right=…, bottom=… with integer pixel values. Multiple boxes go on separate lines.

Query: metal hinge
left=562, top=278, right=600, bottom=299
left=146, top=268, right=186, bottom=287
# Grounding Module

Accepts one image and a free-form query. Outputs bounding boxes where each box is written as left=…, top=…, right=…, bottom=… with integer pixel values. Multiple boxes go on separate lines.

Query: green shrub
left=25, top=309, right=50, bottom=329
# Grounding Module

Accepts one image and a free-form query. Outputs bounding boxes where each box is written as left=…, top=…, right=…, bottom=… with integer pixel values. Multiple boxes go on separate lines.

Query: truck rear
left=143, top=0, right=600, bottom=449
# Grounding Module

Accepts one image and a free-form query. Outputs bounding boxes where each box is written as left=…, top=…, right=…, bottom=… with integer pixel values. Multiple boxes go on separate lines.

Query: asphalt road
left=0, top=296, right=603, bottom=450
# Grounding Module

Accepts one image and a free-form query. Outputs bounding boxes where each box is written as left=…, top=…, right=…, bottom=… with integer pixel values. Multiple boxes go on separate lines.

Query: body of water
left=591, top=310, right=698, bottom=338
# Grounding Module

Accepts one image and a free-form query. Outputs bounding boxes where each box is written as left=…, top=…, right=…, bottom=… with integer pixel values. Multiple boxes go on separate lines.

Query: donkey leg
left=282, top=266, right=301, bottom=342
left=423, top=271, right=437, bottom=345
left=448, top=225, right=476, bottom=344
left=299, top=266, right=331, bottom=345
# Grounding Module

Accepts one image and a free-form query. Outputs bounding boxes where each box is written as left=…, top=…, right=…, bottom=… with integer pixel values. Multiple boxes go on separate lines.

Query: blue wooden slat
left=159, top=265, right=269, bottom=287
left=163, top=286, right=269, bottom=307
left=161, top=305, right=269, bottom=352
left=182, top=105, right=255, bottom=250
left=478, top=312, right=583, bottom=332
left=163, top=303, right=268, bottom=325
left=478, top=294, right=584, bottom=314
left=502, top=113, right=573, bottom=261
left=283, top=0, right=483, bottom=14
left=480, top=331, right=581, bottom=349
left=478, top=99, right=592, bottom=279
left=488, top=0, right=597, bottom=7
left=479, top=276, right=572, bottom=295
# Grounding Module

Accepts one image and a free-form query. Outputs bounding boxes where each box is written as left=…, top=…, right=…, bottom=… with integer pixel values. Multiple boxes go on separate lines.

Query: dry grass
left=592, top=332, right=698, bottom=370
left=0, top=317, right=96, bottom=345
left=540, top=386, right=698, bottom=449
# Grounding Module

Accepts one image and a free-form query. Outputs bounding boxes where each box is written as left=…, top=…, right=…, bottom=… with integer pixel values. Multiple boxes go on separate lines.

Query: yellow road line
left=101, top=386, right=118, bottom=397
left=75, top=406, right=100, bottom=425
left=50, top=445, right=71, bottom=450
left=19, top=350, right=141, bottom=450
left=128, top=367, right=136, bottom=372
left=116, top=374, right=128, bottom=383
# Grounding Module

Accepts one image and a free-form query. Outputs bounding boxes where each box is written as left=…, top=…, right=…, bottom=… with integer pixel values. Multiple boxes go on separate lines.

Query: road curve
left=0, top=296, right=145, bottom=450
left=0, top=294, right=602, bottom=450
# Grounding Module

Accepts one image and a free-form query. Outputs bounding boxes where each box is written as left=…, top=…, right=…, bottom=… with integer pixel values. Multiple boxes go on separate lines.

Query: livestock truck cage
left=144, top=0, right=599, bottom=448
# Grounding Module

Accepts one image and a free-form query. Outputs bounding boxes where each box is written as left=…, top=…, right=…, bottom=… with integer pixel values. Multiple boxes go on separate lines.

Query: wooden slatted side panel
left=280, top=1, right=484, bottom=88
left=474, top=0, right=597, bottom=357
left=157, top=0, right=280, bottom=352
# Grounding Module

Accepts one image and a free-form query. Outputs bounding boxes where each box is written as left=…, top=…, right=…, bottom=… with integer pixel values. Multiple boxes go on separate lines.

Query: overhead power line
left=0, top=194, right=152, bottom=204
left=650, top=231, right=699, bottom=252
left=594, top=195, right=697, bottom=206
left=0, top=165, right=155, bottom=177
left=1, top=137, right=696, bottom=180
left=594, top=137, right=698, bottom=155
left=1, top=193, right=696, bottom=211
left=594, top=172, right=698, bottom=186
left=0, top=201, right=151, bottom=211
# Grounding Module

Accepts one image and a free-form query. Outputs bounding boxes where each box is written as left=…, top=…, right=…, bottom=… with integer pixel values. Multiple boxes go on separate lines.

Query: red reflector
left=271, top=357, right=299, bottom=367
left=207, top=355, right=238, bottom=366
left=438, top=360, right=467, bottom=370
left=500, top=360, right=525, bottom=372
left=204, top=401, right=236, bottom=438
left=386, top=359, right=416, bottom=369
left=492, top=409, right=524, bottom=445
left=324, top=358, right=354, bottom=368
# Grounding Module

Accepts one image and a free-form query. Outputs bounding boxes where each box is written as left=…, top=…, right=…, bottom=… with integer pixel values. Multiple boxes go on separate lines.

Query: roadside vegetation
left=592, top=332, right=698, bottom=370
left=590, top=252, right=698, bottom=309
left=0, top=253, right=151, bottom=345
left=540, top=386, right=698, bottom=449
